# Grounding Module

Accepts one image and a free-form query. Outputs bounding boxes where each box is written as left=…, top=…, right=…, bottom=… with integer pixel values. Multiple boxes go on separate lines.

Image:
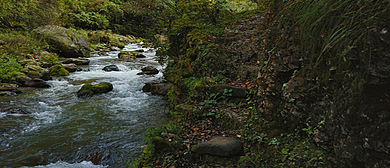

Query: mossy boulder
left=142, top=82, right=172, bottom=96
left=39, top=51, right=59, bottom=68
left=118, top=51, right=137, bottom=61
left=138, top=66, right=159, bottom=75
left=49, top=64, right=69, bottom=77
left=23, top=64, right=52, bottom=80
left=77, top=82, right=113, bottom=98
left=32, top=25, right=90, bottom=58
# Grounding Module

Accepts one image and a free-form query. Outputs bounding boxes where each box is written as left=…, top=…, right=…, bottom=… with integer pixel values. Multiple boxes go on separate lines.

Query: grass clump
left=0, top=55, right=24, bottom=82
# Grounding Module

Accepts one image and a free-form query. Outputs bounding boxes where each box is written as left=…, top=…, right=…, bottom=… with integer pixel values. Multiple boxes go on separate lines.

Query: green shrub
left=0, top=56, right=23, bottom=81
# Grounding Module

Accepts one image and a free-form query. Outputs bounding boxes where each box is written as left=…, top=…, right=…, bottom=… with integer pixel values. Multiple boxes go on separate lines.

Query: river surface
left=0, top=43, right=167, bottom=167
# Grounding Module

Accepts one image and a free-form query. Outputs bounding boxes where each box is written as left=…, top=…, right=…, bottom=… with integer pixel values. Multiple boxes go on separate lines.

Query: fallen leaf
left=193, top=128, right=200, bottom=132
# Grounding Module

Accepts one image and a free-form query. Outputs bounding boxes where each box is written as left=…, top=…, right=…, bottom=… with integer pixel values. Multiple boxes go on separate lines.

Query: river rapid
left=0, top=43, right=167, bottom=167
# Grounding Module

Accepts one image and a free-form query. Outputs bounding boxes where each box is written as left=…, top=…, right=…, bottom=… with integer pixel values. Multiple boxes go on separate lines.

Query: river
left=0, top=43, right=167, bottom=167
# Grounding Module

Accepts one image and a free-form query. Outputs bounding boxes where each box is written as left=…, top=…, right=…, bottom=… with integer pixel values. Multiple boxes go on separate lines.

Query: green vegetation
left=1, top=0, right=389, bottom=167
left=0, top=56, right=24, bottom=81
left=49, top=64, right=69, bottom=77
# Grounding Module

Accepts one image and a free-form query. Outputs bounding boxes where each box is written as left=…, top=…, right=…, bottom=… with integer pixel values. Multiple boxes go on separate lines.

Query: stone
left=0, top=91, right=16, bottom=96
left=135, top=53, right=146, bottom=58
left=23, top=64, right=51, bottom=80
left=142, top=82, right=172, bottom=96
left=102, top=65, right=120, bottom=72
left=118, top=51, right=137, bottom=61
left=24, top=78, right=51, bottom=88
left=0, top=83, right=19, bottom=91
left=61, top=58, right=90, bottom=65
left=62, top=63, right=78, bottom=72
left=0, top=83, right=21, bottom=96
left=77, top=82, right=113, bottom=98
left=49, top=64, right=70, bottom=77
left=137, top=66, right=159, bottom=75
left=192, top=137, right=244, bottom=157
left=32, top=25, right=90, bottom=58
left=2, top=107, right=32, bottom=114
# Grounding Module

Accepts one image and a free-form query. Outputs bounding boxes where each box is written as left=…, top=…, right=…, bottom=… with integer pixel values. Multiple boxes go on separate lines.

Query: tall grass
left=286, top=0, right=389, bottom=69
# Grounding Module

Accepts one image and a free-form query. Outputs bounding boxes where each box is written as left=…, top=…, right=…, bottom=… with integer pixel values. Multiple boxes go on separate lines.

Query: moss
left=49, top=64, right=69, bottom=77
left=77, top=82, right=113, bottom=98
left=40, top=52, right=59, bottom=67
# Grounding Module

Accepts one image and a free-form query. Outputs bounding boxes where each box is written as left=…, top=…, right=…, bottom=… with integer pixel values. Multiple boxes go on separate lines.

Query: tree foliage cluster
left=0, top=0, right=165, bottom=36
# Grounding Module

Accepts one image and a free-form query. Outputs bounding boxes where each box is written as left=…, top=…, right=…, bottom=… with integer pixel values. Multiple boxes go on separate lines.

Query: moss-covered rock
left=138, top=66, right=159, bottom=75
left=77, top=82, right=113, bottom=98
left=39, top=51, right=59, bottom=68
left=23, top=64, right=51, bottom=80
left=49, top=64, right=69, bottom=77
left=32, top=25, right=90, bottom=58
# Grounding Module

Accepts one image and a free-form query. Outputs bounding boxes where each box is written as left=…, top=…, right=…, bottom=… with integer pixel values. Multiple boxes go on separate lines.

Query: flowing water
left=0, top=44, right=167, bottom=167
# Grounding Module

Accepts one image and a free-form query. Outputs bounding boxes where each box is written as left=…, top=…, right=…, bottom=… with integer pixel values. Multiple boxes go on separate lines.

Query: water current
left=0, top=43, right=167, bottom=167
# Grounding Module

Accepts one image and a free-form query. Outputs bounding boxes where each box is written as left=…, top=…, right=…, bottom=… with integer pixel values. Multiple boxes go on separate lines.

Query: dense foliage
left=1, top=0, right=389, bottom=167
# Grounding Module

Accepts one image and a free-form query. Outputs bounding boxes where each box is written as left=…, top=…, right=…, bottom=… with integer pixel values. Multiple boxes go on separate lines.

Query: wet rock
left=135, top=53, right=146, bottom=58
left=0, top=91, right=16, bottom=96
left=62, top=63, right=78, bottom=72
left=118, top=51, right=137, bottom=61
left=142, top=82, right=172, bottom=96
left=23, top=65, right=52, bottom=80
left=102, top=65, right=120, bottom=72
left=49, top=64, right=69, bottom=77
left=2, top=107, right=32, bottom=114
left=61, top=58, right=90, bottom=65
left=132, top=49, right=145, bottom=52
left=0, top=84, right=21, bottom=96
left=24, top=78, right=51, bottom=88
left=0, top=84, right=19, bottom=91
left=192, top=136, right=244, bottom=157
left=77, top=82, right=113, bottom=98
left=32, top=25, right=90, bottom=58
left=137, top=66, right=159, bottom=75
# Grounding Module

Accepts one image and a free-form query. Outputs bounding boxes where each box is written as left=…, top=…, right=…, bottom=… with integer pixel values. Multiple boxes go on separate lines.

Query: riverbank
left=132, top=0, right=390, bottom=167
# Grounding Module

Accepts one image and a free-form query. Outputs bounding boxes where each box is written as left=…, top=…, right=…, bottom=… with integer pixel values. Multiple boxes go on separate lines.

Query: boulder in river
left=23, top=64, right=52, bottom=81
left=137, top=66, right=159, bottom=75
left=1, top=107, right=33, bottom=115
left=135, top=53, right=146, bottom=58
left=77, top=82, right=113, bottom=98
left=49, top=64, right=70, bottom=77
left=24, top=78, right=51, bottom=88
left=118, top=51, right=137, bottom=61
left=142, top=82, right=172, bottom=96
left=61, top=58, right=90, bottom=65
left=62, top=63, right=78, bottom=72
left=102, top=65, right=120, bottom=72
left=32, top=25, right=90, bottom=58
left=0, top=83, right=22, bottom=96
left=191, top=136, right=244, bottom=157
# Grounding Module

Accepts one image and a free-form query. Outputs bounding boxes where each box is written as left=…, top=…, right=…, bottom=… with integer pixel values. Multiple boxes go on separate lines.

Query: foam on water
left=21, top=161, right=108, bottom=168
